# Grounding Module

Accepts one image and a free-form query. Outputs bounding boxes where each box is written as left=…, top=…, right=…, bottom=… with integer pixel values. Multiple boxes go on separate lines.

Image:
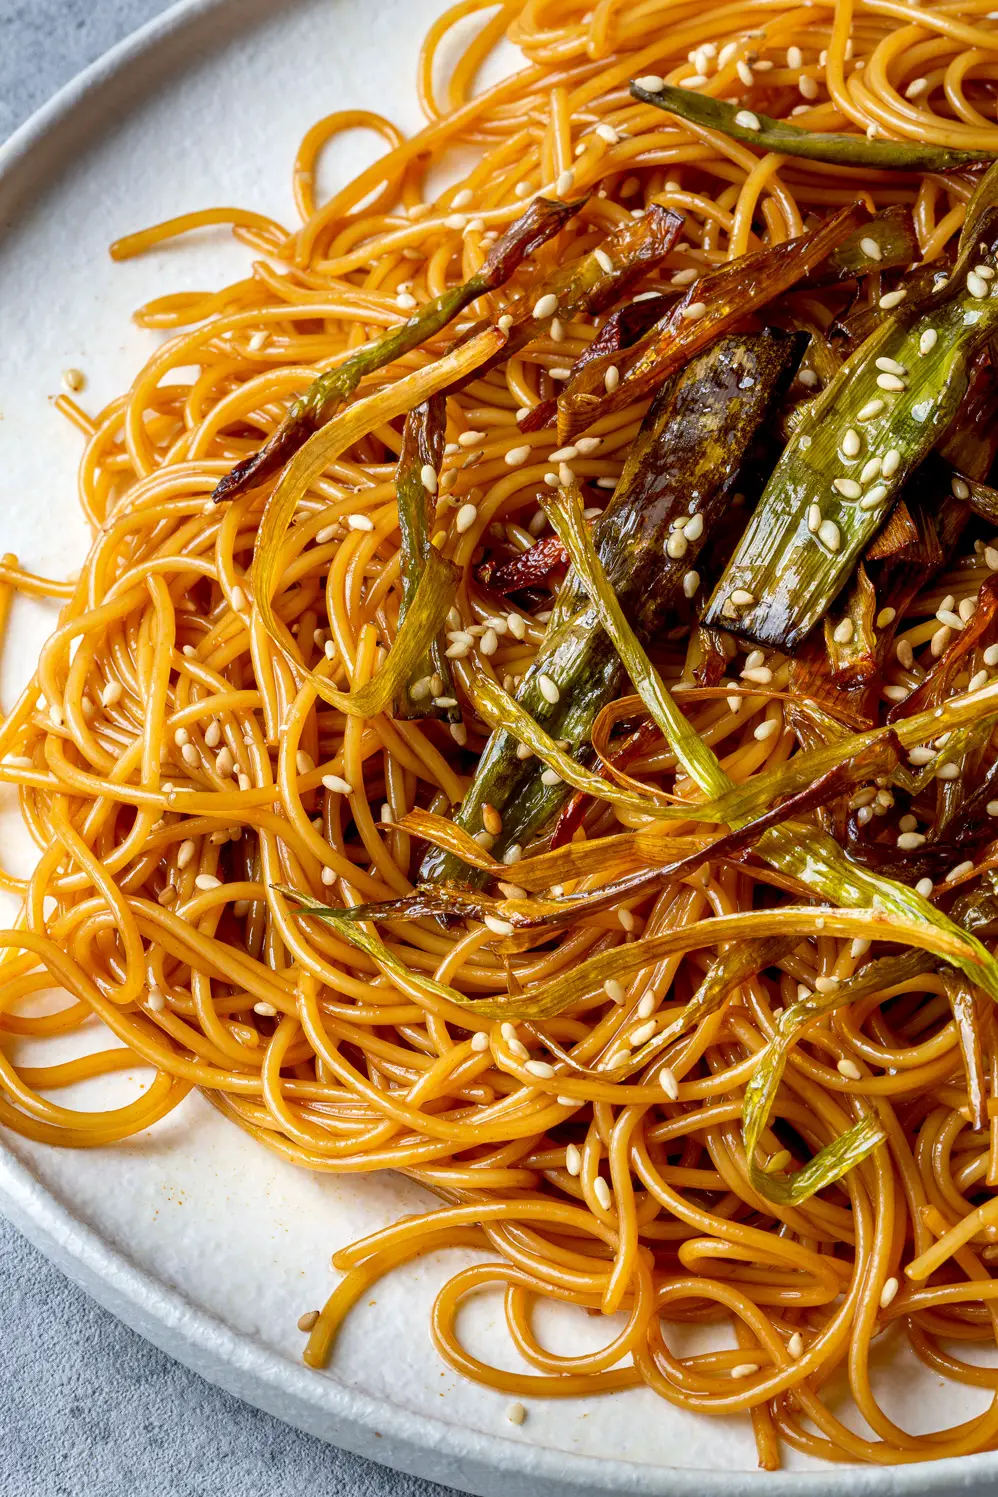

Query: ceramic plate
left=0, top=3, right=995, bottom=1493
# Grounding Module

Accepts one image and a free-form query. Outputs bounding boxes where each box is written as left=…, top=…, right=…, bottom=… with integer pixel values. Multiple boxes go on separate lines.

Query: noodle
left=5, top=0, right=998, bottom=1471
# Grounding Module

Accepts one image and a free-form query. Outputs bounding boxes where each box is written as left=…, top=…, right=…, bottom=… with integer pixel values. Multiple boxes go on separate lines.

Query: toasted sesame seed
left=524, top=1058, right=555, bottom=1078
left=879, top=289, right=906, bottom=310
left=660, top=1067, right=679, bottom=1100
left=604, top=364, right=620, bottom=393
left=860, top=237, right=882, bottom=262
left=455, top=503, right=478, bottom=535
left=876, top=372, right=905, bottom=392
left=731, top=588, right=756, bottom=606
left=858, top=399, right=885, bottom=420
left=832, top=477, right=862, bottom=499
left=482, top=803, right=502, bottom=837
left=968, top=271, right=990, bottom=299
left=505, top=444, right=531, bottom=468
left=533, top=293, right=559, bottom=320
left=593, top=1176, right=612, bottom=1211
left=321, top=774, right=352, bottom=795
left=818, top=518, right=841, bottom=551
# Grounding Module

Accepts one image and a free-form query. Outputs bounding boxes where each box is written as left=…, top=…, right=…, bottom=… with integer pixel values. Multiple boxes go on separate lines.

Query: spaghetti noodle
left=5, top=0, right=998, bottom=1469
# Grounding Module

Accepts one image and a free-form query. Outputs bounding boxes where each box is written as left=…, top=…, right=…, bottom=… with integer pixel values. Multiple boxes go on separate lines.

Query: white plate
left=0, top=3, right=995, bottom=1493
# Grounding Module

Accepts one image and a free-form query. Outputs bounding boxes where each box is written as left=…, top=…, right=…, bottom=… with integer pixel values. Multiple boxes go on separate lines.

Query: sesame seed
left=735, top=61, right=754, bottom=88
left=480, top=628, right=499, bottom=657
left=660, top=1067, right=679, bottom=1100
left=506, top=1401, right=527, bottom=1426
left=595, top=123, right=619, bottom=144
left=593, top=1176, right=612, bottom=1211
left=445, top=214, right=468, bottom=230
left=731, top=588, right=756, bottom=606
left=876, top=372, right=905, bottom=392
left=951, top=475, right=971, bottom=500
left=896, top=831, right=926, bottom=851
left=396, top=292, right=418, bottom=311
left=484, top=914, right=515, bottom=937
left=878, top=1276, right=900, bottom=1310
left=915, top=876, right=934, bottom=897
left=253, top=1001, right=277, bottom=1017
left=742, top=665, right=773, bottom=684
left=594, top=248, right=614, bottom=274
left=837, top=1058, right=862, bottom=1080
left=455, top=503, right=478, bottom=535
left=833, top=477, right=862, bottom=498
left=347, top=513, right=375, bottom=533
left=787, top=45, right=803, bottom=67
left=635, top=74, right=665, bottom=91
left=671, top=268, right=698, bottom=287
left=727, top=695, right=742, bottom=713
left=637, top=995, right=656, bottom=1019
left=879, top=289, right=906, bottom=310
left=948, top=860, right=974, bottom=882
left=860, top=484, right=889, bottom=510
left=181, top=742, right=200, bottom=768
left=883, top=684, right=909, bottom=702
left=575, top=436, right=601, bottom=455
left=604, top=365, right=620, bottom=393
left=895, top=637, right=914, bottom=669
left=818, top=518, right=841, bottom=551
left=807, top=503, right=822, bottom=533
left=832, top=619, right=854, bottom=645
left=841, top=429, right=861, bottom=458
left=967, top=271, right=990, bottom=299
left=930, top=625, right=952, bottom=657
left=666, top=531, right=688, bottom=560
left=540, top=767, right=560, bottom=787
left=859, top=457, right=882, bottom=485
left=860, top=237, right=882, bottom=262
left=321, top=774, right=352, bottom=795
left=754, top=718, right=780, bottom=741
left=731, top=1363, right=760, bottom=1379
left=936, top=608, right=963, bottom=630
left=537, top=674, right=560, bottom=705
left=177, top=838, right=197, bottom=869
left=524, top=1058, right=555, bottom=1078
left=682, top=570, right=701, bottom=598
left=533, top=293, right=559, bottom=320
left=630, top=1019, right=658, bottom=1047
left=101, top=680, right=123, bottom=707
left=977, top=265, right=996, bottom=280
left=858, top=399, right=885, bottom=420
left=875, top=357, right=907, bottom=377
left=788, top=1332, right=805, bottom=1359
left=504, top=444, right=531, bottom=468
left=683, top=73, right=708, bottom=88
left=798, top=75, right=819, bottom=99
left=194, top=873, right=221, bottom=890
left=969, top=668, right=990, bottom=691
left=565, top=1143, right=582, bottom=1176
left=851, top=937, right=871, bottom=958
left=618, top=908, right=636, bottom=932
left=959, top=596, right=977, bottom=621
left=881, top=449, right=901, bottom=478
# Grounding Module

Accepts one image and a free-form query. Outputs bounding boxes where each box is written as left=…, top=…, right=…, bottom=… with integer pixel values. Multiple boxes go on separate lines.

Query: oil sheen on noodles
left=4, top=0, right=998, bottom=1473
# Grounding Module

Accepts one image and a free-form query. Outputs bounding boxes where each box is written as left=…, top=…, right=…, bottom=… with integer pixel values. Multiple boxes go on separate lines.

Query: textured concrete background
left=0, top=3, right=454, bottom=1494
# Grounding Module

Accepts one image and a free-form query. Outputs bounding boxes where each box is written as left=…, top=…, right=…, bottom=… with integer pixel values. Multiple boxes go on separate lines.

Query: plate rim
left=0, top=3, right=995, bottom=1493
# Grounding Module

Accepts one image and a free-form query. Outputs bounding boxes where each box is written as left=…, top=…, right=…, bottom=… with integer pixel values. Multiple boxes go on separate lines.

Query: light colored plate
left=0, top=3, right=995, bottom=1493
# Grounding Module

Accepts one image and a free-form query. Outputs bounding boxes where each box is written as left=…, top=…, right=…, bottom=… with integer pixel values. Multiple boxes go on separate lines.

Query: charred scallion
left=394, top=398, right=459, bottom=723
left=212, top=195, right=582, bottom=502
left=630, top=81, right=996, bottom=173
left=420, top=330, right=801, bottom=883
left=704, top=204, right=998, bottom=650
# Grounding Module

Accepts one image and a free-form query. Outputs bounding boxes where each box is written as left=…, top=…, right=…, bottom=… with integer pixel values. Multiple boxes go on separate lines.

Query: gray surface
left=0, top=3, right=454, bottom=1494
